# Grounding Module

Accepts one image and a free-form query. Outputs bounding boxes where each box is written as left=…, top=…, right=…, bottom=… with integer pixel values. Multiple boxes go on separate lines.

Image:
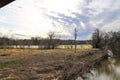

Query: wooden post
left=74, top=28, right=77, bottom=53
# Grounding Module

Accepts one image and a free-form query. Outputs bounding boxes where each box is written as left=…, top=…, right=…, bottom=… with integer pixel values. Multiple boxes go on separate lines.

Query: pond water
left=85, top=57, right=120, bottom=80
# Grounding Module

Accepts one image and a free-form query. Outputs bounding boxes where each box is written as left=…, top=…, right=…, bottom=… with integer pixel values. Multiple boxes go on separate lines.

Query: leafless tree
left=92, top=29, right=120, bottom=56
left=92, top=29, right=102, bottom=48
left=47, top=31, right=60, bottom=49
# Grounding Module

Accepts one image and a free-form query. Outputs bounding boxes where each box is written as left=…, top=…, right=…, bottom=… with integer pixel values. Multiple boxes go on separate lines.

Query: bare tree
left=108, top=31, right=120, bottom=56
left=92, top=29, right=120, bottom=56
left=47, top=31, right=60, bottom=49
left=0, top=36, right=9, bottom=54
left=47, top=31, right=55, bottom=49
left=92, top=29, right=102, bottom=48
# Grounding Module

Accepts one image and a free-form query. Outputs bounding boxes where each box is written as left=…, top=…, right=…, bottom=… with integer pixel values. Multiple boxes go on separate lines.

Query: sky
left=0, top=0, right=120, bottom=40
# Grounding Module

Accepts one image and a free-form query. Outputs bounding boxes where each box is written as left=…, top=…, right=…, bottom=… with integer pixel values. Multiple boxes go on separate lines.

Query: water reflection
left=86, top=58, right=120, bottom=80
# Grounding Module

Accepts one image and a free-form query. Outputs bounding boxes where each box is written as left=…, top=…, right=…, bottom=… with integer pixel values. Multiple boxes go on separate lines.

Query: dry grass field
left=0, top=48, right=92, bottom=55
left=0, top=48, right=96, bottom=80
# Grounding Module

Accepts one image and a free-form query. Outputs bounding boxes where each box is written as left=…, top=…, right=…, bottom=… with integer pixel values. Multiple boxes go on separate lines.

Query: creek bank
left=59, top=50, right=107, bottom=80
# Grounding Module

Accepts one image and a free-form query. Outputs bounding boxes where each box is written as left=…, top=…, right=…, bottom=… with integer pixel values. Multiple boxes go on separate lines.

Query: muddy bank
left=59, top=50, right=107, bottom=80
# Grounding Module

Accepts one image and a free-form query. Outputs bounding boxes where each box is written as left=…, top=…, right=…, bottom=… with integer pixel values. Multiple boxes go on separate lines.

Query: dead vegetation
left=0, top=49, right=106, bottom=80
left=60, top=50, right=107, bottom=80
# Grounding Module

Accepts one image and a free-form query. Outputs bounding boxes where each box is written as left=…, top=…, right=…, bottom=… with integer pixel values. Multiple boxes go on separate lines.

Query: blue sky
left=0, top=0, right=120, bottom=40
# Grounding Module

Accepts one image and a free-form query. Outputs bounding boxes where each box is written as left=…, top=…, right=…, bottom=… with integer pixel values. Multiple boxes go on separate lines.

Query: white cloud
left=89, top=20, right=104, bottom=28
left=0, top=27, right=31, bottom=39
left=0, top=0, right=86, bottom=38
left=0, top=0, right=120, bottom=40
left=0, top=27, right=12, bottom=37
left=35, top=0, right=84, bottom=17
left=80, top=21, right=86, bottom=30
left=87, top=0, right=120, bottom=33
left=101, top=19, right=120, bottom=32
left=87, top=0, right=120, bottom=16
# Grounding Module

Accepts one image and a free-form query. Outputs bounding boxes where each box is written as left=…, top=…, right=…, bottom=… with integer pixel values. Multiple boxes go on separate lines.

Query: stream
left=85, top=57, right=120, bottom=80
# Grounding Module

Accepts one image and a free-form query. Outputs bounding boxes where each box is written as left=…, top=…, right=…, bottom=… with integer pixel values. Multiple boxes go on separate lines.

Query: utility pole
left=74, top=28, right=77, bottom=53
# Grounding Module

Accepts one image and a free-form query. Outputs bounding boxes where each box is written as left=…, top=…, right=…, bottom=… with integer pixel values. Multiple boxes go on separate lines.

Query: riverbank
left=59, top=50, right=107, bottom=80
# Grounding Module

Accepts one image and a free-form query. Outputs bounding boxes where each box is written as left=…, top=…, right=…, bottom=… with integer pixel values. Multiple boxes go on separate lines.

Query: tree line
left=92, top=29, right=120, bottom=56
left=0, top=32, right=60, bottom=49
left=0, top=31, right=90, bottom=49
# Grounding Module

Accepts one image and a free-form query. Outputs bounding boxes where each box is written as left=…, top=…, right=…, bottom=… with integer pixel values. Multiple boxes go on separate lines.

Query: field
left=0, top=48, right=95, bottom=80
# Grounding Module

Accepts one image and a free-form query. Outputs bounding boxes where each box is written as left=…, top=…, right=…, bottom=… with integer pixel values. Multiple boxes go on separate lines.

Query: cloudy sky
left=0, top=0, right=120, bottom=40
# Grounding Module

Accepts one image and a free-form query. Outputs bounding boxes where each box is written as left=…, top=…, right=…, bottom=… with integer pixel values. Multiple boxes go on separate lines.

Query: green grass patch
left=0, top=60, right=24, bottom=69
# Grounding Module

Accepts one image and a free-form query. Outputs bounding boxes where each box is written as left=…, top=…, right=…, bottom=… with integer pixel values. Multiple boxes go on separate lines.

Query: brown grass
left=0, top=48, right=94, bottom=55
left=0, top=48, right=96, bottom=80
